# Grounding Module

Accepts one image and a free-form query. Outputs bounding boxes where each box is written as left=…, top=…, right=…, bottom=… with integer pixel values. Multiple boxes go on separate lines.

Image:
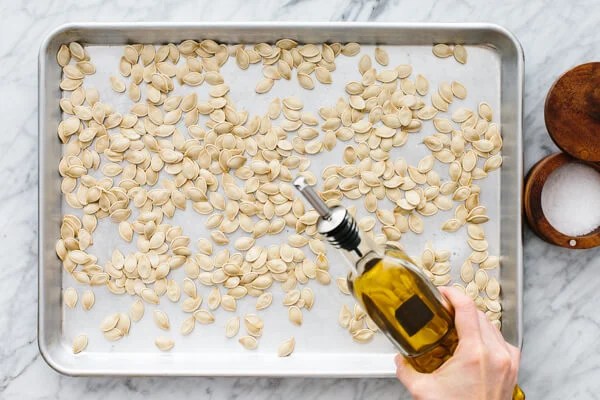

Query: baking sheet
left=39, top=23, right=523, bottom=376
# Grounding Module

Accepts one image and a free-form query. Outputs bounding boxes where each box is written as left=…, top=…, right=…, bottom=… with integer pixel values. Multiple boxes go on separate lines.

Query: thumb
left=395, top=354, right=423, bottom=386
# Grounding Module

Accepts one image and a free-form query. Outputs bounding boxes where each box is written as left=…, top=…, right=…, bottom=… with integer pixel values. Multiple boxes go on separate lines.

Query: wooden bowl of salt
left=524, top=153, right=600, bottom=248
left=524, top=62, right=600, bottom=249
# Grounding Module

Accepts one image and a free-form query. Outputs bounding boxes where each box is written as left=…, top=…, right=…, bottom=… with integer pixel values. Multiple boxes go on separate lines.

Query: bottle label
left=394, top=295, right=434, bottom=337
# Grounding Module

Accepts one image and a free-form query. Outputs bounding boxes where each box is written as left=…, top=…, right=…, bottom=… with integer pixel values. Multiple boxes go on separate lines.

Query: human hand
left=395, top=287, right=521, bottom=400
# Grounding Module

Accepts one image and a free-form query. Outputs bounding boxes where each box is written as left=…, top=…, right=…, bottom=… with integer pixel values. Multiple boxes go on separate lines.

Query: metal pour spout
left=293, top=176, right=362, bottom=253
left=292, top=176, right=332, bottom=219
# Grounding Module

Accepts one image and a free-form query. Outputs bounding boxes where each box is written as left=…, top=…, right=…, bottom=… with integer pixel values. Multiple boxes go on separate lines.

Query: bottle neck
left=336, top=228, right=382, bottom=276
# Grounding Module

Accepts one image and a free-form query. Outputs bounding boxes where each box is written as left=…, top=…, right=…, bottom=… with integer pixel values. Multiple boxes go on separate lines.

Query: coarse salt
left=541, top=162, right=600, bottom=236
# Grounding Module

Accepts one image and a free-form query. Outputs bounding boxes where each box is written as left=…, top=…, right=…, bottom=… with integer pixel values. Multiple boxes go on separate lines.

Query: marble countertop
left=2, top=0, right=600, bottom=398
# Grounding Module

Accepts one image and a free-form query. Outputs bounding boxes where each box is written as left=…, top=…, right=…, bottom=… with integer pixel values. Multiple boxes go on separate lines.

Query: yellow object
left=349, top=246, right=524, bottom=398
left=513, top=385, right=526, bottom=399
left=350, top=252, right=458, bottom=372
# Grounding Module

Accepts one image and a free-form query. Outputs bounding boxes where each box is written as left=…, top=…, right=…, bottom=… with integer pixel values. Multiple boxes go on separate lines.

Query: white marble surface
left=2, top=0, right=600, bottom=398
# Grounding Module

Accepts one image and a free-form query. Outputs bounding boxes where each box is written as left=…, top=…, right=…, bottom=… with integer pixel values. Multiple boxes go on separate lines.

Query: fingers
left=477, top=310, right=520, bottom=392
left=489, top=317, right=507, bottom=344
left=476, top=310, right=514, bottom=367
left=477, top=310, right=504, bottom=349
left=487, top=317, right=519, bottom=365
left=507, top=343, right=521, bottom=364
left=395, top=354, right=423, bottom=385
left=507, top=343, right=522, bottom=376
left=438, top=287, right=481, bottom=344
left=485, top=316, right=522, bottom=377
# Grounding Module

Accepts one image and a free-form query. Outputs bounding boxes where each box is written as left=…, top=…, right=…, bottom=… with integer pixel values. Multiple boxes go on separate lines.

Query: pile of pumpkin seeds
left=56, top=39, right=503, bottom=355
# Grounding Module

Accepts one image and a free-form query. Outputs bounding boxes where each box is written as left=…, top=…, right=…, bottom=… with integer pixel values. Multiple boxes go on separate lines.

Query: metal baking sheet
left=39, top=22, right=523, bottom=376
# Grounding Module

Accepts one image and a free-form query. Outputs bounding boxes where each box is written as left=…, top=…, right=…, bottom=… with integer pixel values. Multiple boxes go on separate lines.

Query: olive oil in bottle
left=293, top=177, right=525, bottom=399
left=350, top=254, right=458, bottom=372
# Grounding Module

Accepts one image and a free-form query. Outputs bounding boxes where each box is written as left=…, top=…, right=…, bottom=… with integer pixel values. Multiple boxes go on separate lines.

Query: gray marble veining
left=2, top=0, right=600, bottom=398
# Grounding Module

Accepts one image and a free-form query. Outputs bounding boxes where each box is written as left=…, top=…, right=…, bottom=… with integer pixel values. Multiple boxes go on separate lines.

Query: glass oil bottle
left=293, top=177, right=525, bottom=399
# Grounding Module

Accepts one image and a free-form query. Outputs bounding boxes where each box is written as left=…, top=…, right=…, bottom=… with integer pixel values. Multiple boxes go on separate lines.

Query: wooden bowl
left=545, top=62, right=600, bottom=162
left=524, top=152, right=600, bottom=249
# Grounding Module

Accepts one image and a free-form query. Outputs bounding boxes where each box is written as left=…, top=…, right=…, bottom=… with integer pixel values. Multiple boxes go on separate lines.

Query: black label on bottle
left=394, top=295, right=434, bottom=337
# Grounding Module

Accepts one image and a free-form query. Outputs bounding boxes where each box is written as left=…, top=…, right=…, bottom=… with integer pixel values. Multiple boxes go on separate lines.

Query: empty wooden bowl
left=524, top=152, right=600, bottom=249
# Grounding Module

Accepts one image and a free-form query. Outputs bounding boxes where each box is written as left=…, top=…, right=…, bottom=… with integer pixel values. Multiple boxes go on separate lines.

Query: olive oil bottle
left=350, top=252, right=459, bottom=372
left=293, top=177, right=524, bottom=399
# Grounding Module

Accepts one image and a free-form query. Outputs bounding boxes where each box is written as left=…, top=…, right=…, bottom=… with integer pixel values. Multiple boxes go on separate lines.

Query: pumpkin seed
left=484, top=154, right=503, bottom=172
left=81, top=290, right=95, bottom=311
left=468, top=238, right=489, bottom=252
left=180, top=316, right=196, bottom=336
left=234, top=236, right=255, bottom=251
left=338, top=304, right=352, bottom=328
left=130, top=299, right=145, bottom=322
left=166, top=280, right=181, bottom=302
left=182, top=296, right=202, bottom=313
left=226, top=316, right=240, bottom=338
left=485, top=298, right=502, bottom=313
left=374, top=47, right=389, bottom=66
left=282, top=289, right=299, bottom=305
left=72, top=334, right=88, bottom=354
left=481, top=256, right=500, bottom=269
left=442, top=219, right=462, bottom=232
left=63, top=287, right=78, bottom=308
left=336, top=277, right=351, bottom=295
left=298, top=73, right=314, bottom=90
left=193, top=309, right=215, bottom=324
left=256, top=78, right=274, bottom=93
left=315, top=67, right=332, bottom=84
left=486, top=277, right=501, bottom=299
left=352, top=329, right=375, bottom=343
left=289, top=305, right=303, bottom=325
left=110, top=76, right=126, bottom=93
left=452, top=107, right=473, bottom=123
left=432, top=43, right=453, bottom=58
left=475, top=269, right=489, bottom=291
left=460, top=260, right=475, bottom=283
left=221, top=295, right=237, bottom=311
left=451, top=81, right=467, bottom=99
left=155, top=336, right=174, bottom=351
left=358, top=55, right=372, bottom=74
left=239, top=335, right=258, bottom=350
left=153, top=310, right=170, bottom=330
left=256, top=292, right=273, bottom=310
left=301, top=287, right=315, bottom=310
left=57, top=45, right=71, bottom=67
left=415, top=74, right=429, bottom=95
left=278, top=337, right=296, bottom=357
left=453, top=45, right=468, bottom=64
left=100, top=313, right=120, bottom=332
left=342, top=42, right=360, bottom=56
